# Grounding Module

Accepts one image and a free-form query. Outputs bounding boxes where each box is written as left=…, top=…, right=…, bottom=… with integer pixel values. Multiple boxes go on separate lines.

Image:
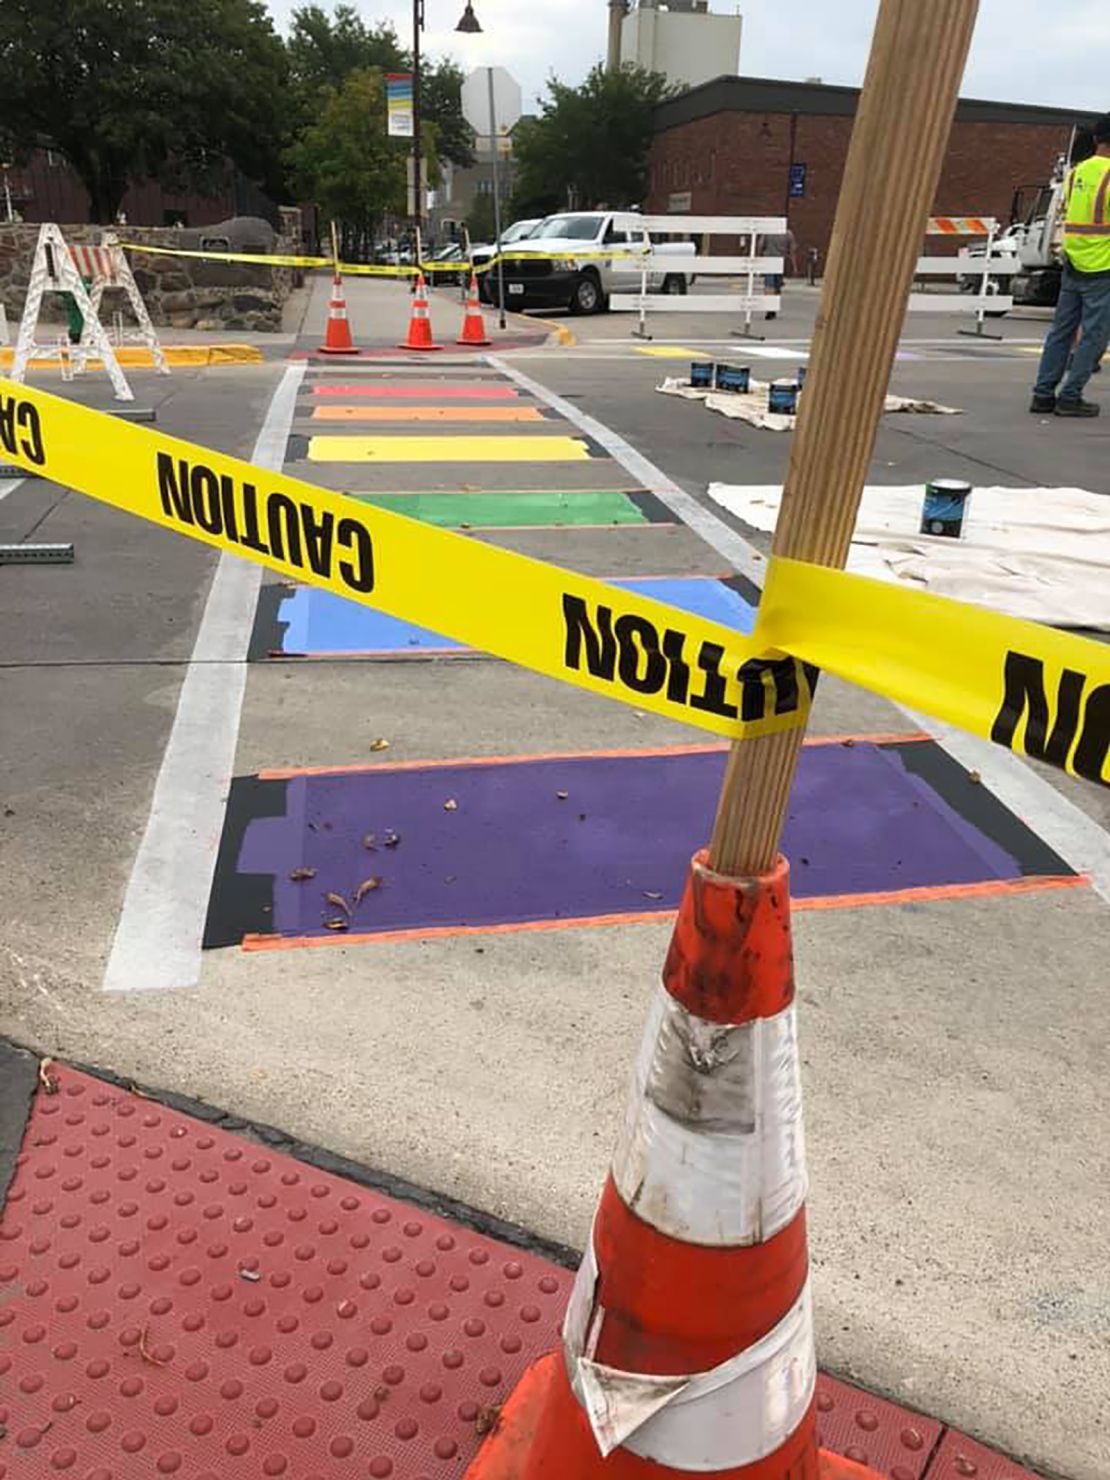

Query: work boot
left=1029, top=393, right=1056, bottom=413
left=1055, top=397, right=1100, bottom=417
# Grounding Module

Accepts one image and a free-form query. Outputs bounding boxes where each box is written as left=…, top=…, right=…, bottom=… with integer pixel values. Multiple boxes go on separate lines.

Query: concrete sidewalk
left=294, top=271, right=559, bottom=354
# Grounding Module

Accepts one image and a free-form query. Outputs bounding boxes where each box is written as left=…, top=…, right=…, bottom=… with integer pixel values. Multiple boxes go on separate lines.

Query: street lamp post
left=452, top=6, right=506, bottom=330
left=411, top=0, right=482, bottom=249
left=411, top=0, right=423, bottom=236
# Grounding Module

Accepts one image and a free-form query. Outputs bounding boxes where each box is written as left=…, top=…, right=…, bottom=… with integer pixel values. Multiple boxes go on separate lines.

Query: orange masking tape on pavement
left=0, top=376, right=813, bottom=741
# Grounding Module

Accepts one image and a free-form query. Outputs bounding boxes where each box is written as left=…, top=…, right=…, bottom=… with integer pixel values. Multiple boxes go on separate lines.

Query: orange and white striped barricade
left=74, top=232, right=169, bottom=375
left=466, top=849, right=824, bottom=1480
left=11, top=223, right=134, bottom=401
left=910, top=216, right=1021, bottom=338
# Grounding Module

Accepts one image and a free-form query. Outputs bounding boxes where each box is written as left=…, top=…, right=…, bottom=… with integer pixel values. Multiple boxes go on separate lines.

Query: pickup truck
left=491, top=211, right=694, bottom=314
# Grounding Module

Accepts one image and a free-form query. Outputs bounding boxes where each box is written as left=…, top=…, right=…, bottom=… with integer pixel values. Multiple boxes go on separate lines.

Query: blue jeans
left=1033, top=265, right=1110, bottom=402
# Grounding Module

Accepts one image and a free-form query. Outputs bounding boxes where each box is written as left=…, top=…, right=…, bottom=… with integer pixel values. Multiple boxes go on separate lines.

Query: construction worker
left=1031, top=113, right=1110, bottom=417
left=760, top=226, right=797, bottom=321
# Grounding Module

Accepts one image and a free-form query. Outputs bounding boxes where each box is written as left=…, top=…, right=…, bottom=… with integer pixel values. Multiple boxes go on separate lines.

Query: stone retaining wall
left=0, top=212, right=304, bottom=333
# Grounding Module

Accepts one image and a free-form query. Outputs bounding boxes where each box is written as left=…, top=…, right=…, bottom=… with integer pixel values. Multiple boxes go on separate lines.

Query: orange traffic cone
left=456, top=273, right=491, bottom=346
left=398, top=273, right=442, bottom=351
left=465, top=850, right=836, bottom=1480
left=318, top=272, right=358, bottom=355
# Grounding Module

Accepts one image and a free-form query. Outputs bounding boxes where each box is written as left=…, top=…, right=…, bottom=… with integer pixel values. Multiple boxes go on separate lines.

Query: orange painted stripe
left=237, top=874, right=1087, bottom=953
left=257, top=733, right=928, bottom=779
left=311, top=405, right=546, bottom=423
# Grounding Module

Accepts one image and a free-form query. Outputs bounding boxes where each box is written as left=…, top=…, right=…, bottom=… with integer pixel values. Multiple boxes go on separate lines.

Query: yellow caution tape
left=118, top=243, right=330, bottom=269
left=118, top=242, right=648, bottom=277
left=760, top=559, right=1110, bottom=786
left=0, top=377, right=812, bottom=741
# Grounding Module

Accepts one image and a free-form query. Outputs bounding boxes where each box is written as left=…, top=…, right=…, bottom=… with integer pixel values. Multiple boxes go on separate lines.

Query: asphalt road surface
left=2, top=276, right=1108, bottom=1479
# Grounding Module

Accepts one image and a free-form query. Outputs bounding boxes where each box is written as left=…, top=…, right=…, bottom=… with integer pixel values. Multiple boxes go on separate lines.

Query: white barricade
left=909, top=217, right=1019, bottom=338
left=77, top=232, right=169, bottom=374
left=12, top=223, right=135, bottom=401
left=608, top=215, right=786, bottom=340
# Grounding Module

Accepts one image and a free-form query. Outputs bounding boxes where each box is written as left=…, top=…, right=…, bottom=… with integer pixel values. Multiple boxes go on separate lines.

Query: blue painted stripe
left=272, top=577, right=756, bottom=656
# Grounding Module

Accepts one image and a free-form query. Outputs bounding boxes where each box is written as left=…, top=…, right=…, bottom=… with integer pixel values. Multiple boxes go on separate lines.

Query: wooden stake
left=708, top=0, right=980, bottom=877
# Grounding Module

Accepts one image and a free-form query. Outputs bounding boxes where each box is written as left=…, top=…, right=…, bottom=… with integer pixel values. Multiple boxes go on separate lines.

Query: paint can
left=714, top=364, right=751, bottom=393
left=920, top=478, right=972, bottom=538
left=690, top=361, right=714, bottom=388
left=768, top=381, right=798, bottom=416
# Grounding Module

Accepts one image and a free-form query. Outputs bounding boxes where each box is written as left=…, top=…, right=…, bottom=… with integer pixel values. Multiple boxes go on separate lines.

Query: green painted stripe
left=353, top=490, right=650, bottom=528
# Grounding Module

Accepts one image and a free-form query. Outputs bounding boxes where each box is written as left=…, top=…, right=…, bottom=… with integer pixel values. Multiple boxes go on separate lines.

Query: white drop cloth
left=707, top=483, right=1110, bottom=628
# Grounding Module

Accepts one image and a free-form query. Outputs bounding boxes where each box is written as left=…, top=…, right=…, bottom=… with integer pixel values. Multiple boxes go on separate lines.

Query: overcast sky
left=266, top=0, right=1110, bottom=119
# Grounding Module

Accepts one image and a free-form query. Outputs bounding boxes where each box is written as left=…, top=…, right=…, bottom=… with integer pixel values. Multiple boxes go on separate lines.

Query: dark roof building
left=649, top=75, right=1098, bottom=264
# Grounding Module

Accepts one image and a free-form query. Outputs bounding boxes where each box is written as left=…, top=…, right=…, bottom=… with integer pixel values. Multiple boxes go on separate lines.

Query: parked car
left=493, top=211, right=694, bottom=314
left=425, top=241, right=466, bottom=286
left=473, top=218, right=541, bottom=303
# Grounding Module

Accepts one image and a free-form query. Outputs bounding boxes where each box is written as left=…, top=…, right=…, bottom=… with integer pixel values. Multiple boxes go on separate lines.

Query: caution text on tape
left=760, top=558, right=1109, bottom=787
left=0, top=378, right=812, bottom=742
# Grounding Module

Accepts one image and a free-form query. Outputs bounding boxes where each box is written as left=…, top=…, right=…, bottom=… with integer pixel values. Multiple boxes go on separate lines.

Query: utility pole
left=487, top=67, right=507, bottom=330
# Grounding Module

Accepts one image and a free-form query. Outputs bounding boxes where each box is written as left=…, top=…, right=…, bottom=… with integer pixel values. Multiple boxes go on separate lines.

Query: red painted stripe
left=311, top=384, right=520, bottom=398
left=663, top=850, right=795, bottom=1024
left=592, top=1176, right=809, bottom=1372
left=238, top=875, right=1088, bottom=952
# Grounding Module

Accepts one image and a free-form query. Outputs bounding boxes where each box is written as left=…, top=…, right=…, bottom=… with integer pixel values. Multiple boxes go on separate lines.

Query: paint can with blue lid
left=690, top=361, right=714, bottom=388
left=920, top=478, right=972, bottom=538
left=768, top=381, right=798, bottom=416
left=714, top=363, right=751, bottom=393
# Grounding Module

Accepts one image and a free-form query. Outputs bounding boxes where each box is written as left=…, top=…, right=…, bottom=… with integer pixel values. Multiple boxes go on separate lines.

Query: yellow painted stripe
left=0, top=345, right=262, bottom=368
left=306, top=435, right=593, bottom=463
left=635, top=345, right=702, bottom=358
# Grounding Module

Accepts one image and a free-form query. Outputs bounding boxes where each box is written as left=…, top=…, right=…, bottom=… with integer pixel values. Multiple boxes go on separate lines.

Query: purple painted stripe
left=233, top=745, right=1023, bottom=941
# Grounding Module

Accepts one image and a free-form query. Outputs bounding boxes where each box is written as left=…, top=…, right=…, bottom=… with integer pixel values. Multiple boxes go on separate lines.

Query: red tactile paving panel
left=816, top=1374, right=943, bottom=1480
left=0, top=1068, right=572, bottom=1480
left=927, top=1430, right=1042, bottom=1480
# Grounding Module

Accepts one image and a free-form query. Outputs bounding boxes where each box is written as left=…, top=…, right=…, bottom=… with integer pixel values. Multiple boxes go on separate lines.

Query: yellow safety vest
left=1062, top=154, right=1110, bottom=273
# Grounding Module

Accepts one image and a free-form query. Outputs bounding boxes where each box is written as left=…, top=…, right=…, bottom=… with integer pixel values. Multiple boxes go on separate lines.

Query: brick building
left=2, top=148, right=281, bottom=230
left=648, top=77, right=1097, bottom=266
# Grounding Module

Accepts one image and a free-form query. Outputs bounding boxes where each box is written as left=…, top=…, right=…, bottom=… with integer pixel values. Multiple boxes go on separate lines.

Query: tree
left=512, top=63, right=675, bottom=217
left=286, top=68, right=405, bottom=254
left=287, top=3, right=404, bottom=128
left=0, top=0, right=289, bottom=223
left=286, top=4, right=474, bottom=170
left=464, top=190, right=497, bottom=243
left=421, top=59, right=475, bottom=171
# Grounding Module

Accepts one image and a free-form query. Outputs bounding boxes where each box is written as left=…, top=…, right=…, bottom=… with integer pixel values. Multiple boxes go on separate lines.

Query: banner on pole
left=386, top=74, right=414, bottom=138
